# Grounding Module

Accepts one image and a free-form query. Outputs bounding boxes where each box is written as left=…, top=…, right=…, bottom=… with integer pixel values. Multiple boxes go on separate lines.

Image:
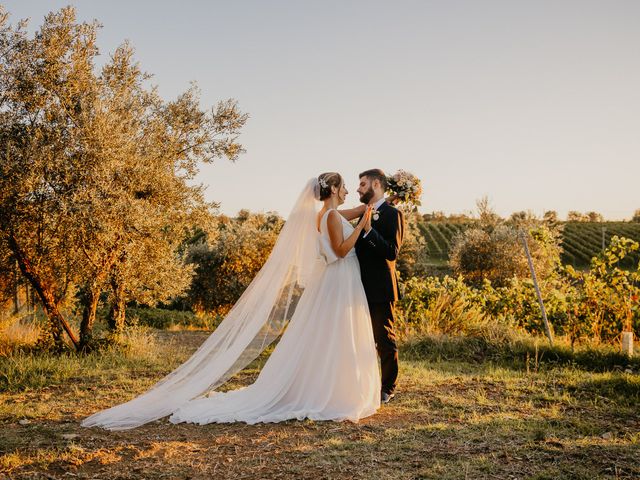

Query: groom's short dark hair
left=359, top=169, right=387, bottom=190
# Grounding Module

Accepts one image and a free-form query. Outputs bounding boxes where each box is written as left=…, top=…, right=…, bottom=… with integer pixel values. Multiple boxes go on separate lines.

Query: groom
left=355, top=169, right=405, bottom=404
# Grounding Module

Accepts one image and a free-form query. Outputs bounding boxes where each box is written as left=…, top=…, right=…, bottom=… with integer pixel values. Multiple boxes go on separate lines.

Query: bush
left=398, top=236, right=640, bottom=345
left=183, top=211, right=283, bottom=314
left=449, top=222, right=561, bottom=287
left=398, top=276, right=480, bottom=339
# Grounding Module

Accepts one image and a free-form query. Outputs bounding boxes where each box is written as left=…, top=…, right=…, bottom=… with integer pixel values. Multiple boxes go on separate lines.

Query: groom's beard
left=359, top=187, right=374, bottom=204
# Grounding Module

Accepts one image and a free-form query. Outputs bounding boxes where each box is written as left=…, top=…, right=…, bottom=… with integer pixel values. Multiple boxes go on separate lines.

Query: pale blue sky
left=4, top=1, right=640, bottom=219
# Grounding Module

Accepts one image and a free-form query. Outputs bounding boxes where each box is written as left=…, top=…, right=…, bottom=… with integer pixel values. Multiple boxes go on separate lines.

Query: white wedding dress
left=82, top=180, right=379, bottom=430
left=169, top=208, right=380, bottom=425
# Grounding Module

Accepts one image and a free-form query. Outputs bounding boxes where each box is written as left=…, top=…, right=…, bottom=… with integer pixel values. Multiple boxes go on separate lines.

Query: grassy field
left=1, top=330, right=639, bottom=479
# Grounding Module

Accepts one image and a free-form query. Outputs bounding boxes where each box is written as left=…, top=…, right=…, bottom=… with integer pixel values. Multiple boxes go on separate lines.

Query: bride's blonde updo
left=316, top=172, right=342, bottom=201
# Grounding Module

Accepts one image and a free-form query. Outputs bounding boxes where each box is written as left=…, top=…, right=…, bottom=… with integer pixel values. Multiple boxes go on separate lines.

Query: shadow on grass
left=401, top=335, right=640, bottom=373
left=568, top=376, right=640, bottom=404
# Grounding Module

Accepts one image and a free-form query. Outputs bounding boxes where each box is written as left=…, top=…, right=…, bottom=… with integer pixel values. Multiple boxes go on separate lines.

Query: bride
left=82, top=173, right=381, bottom=429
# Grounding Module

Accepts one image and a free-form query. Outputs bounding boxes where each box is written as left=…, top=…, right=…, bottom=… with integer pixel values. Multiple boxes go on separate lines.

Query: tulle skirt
left=169, top=254, right=380, bottom=425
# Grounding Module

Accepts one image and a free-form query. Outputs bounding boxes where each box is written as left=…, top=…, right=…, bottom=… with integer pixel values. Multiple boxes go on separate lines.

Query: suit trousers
left=368, top=301, right=398, bottom=394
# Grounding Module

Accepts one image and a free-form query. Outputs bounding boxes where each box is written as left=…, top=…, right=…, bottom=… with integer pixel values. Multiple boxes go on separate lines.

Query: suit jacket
left=355, top=201, right=405, bottom=303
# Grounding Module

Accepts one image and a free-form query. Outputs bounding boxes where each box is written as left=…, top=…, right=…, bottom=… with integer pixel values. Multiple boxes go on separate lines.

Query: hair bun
left=316, top=172, right=342, bottom=201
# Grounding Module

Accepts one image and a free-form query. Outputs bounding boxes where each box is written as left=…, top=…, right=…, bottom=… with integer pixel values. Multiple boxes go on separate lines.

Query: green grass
left=100, top=306, right=222, bottom=330
left=1, top=331, right=639, bottom=479
left=403, top=334, right=640, bottom=374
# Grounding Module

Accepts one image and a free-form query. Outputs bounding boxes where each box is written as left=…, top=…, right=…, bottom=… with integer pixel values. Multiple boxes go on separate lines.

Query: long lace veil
left=82, top=178, right=322, bottom=430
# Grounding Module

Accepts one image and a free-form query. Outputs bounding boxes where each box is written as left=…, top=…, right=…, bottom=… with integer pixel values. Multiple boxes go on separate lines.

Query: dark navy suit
left=355, top=201, right=404, bottom=394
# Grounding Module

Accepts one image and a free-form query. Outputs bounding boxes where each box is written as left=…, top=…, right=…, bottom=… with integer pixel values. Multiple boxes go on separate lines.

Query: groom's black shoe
left=381, top=391, right=395, bottom=404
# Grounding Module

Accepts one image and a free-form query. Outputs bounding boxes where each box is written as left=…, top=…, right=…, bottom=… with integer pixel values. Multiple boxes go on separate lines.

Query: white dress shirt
left=363, top=197, right=386, bottom=237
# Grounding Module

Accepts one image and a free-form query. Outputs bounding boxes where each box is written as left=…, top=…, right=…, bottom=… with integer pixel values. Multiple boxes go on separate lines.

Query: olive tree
left=0, top=7, right=247, bottom=350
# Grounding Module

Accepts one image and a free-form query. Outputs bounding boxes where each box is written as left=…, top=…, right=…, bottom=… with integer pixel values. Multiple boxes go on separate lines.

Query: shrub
left=398, top=236, right=640, bottom=345
left=449, top=222, right=561, bottom=287
left=184, top=211, right=283, bottom=314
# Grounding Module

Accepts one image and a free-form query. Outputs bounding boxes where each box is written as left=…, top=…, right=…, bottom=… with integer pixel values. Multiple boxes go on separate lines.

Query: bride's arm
left=327, top=208, right=372, bottom=257
left=337, top=204, right=366, bottom=221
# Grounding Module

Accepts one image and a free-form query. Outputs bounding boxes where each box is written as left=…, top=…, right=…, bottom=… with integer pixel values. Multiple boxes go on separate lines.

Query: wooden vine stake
left=621, top=332, right=634, bottom=357
left=519, top=230, right=554, bottom=346
left=622, top=302, right=634, bottom=357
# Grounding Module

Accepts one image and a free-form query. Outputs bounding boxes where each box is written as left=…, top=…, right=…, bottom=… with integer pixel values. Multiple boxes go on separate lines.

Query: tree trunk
left=8, top=233, right=79, bottom=350
left=79, top=244, right=122, bottom=349
left=12, top=259, right=20, bottom=314
left=107, top=252, right=127, bottom=333
left=107, top=272, right=126, bottom=332
left=26, top=283, right=34, bottom=317
left=79, top=284, right=100, bottom=350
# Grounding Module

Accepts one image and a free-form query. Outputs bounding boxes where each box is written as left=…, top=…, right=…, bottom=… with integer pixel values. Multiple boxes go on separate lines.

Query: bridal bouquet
left=386, top=170, right=422, bottom=207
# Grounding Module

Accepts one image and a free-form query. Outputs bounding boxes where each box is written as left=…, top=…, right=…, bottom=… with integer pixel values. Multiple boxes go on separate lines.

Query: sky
left=3, top=1, right=640, bottom=220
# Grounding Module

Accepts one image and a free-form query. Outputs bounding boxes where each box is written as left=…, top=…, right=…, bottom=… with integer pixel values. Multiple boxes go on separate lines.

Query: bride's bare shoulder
left=325, top=209, right=342, bottom=230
